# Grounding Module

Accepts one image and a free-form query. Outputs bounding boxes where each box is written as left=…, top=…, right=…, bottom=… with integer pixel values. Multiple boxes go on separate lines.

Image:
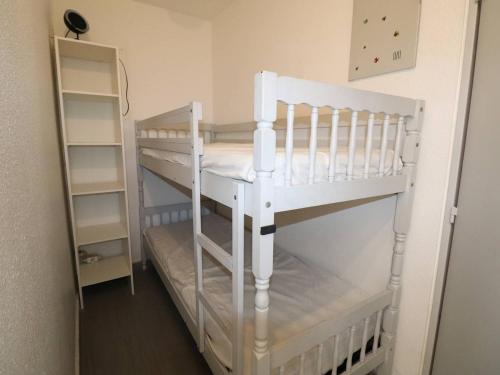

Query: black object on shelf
left=64, top=9, right=89, bottom=40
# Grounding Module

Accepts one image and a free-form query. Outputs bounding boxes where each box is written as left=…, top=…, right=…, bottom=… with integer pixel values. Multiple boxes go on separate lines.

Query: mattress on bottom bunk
left=145, top=214, right=377, bottom=374
left=142, top=142, right=398, bottom=185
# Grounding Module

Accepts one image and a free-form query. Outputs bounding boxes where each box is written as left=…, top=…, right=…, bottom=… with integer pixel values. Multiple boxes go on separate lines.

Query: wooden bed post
left=252, top=71, right=278, bottom=375
left=190, top=102, right=205, bottom=352
left=379, top=101, right=424, bottom=375
left=136, top=123, right=147, bottom=270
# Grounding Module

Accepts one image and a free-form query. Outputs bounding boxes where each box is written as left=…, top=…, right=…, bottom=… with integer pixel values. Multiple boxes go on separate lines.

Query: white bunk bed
left=135, top=71, right=424, bottom=375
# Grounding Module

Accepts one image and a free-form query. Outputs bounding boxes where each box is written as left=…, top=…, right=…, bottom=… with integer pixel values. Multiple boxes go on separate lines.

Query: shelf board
left=76, top=222, right=128, bottom=246
left=57, top=37, right=117, bottom=63
left=80, top=255, right=130, bottom=287
left=67, top=142, right=122, bottom=147
left=71, top=181, right=125, bottom=196
left=62, top=90, right=119, bottom=101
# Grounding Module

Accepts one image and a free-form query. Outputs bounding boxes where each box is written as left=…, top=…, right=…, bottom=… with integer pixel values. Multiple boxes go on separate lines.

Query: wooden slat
left=190, top=101, right=205, bottom=352
left=270, top=290, right=392, bottom=368
left=308, top=107, right=319, bottom=184
left=317, top=343, right=324, bottom=375
left=332, top=335, right=339, bottom=375
left=347, top=326, right=356, bottom=374
left=285, top=104, right=295, bottom=186
left=299, top=353, right=305, bottom=375
left=363, top=113, right=375, bottom=178
left=138, top=137, right=204, bottom=155
left=140, top=154, right=192, bottom=189
left=232, top=182, right=245, bottom=375
left=328, top=109, right=340, bottom=182
left=197, top=233, right=233, bottom=272
left=360, top=317, right=370, bottom=362
left=347, top=111, right=358, bottom=180
left=373, top=310, right=383, bottom=353
left=276, top=74, right=418, bottom=116
left=274, top=175, right=407, bottom=213
left=136, top=104, right=194, bottom=130
left=378, top=114, right=390, bottom=176
left=392, top=116, right=405, bottom=175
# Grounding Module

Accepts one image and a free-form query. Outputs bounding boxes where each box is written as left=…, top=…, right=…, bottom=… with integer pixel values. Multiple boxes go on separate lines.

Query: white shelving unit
left=54, top=37, right=134, bottom=308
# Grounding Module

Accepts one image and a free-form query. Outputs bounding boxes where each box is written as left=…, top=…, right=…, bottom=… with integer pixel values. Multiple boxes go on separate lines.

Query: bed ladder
left=190, top=102, right=245, bottom=374
left=194, top=183, right=245, bottom=374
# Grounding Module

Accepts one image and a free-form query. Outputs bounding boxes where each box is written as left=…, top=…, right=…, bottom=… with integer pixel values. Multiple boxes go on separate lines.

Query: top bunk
left=136, top=71, right=424, bottom=216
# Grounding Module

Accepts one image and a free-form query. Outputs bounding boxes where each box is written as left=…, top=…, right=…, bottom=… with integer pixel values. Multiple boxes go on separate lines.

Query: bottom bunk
left=143, top=208, right=389, bottom=375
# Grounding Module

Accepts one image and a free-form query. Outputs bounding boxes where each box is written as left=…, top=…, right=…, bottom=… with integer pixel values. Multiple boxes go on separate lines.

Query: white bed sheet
left=145, top=214, right=377, bottom=374
left=142, top=142, right=397, bottom=185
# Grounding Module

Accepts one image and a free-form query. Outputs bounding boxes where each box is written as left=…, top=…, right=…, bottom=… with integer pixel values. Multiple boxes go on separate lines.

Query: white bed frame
left=136, top=71, right=424, bottom=375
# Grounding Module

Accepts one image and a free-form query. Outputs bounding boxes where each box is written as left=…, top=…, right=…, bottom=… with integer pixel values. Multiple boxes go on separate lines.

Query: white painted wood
left=285, top=104, right=295, bottom=187
left=136, top=104, right=194, bottom=130
left=277, top=75, right=417, bottom=116
left=140, top=154, right=193, bottom=188
left=378, top=114, right=390, bottom=176
left=80, top=254, right=130, bottom=287
left=308, top=107, right=319, bottom=184
left=134, top=71, right=425, bottom=375
left=252, top=71, right=277, bottom=375
left=328, top=109, right=340, bottom=182
left=360, top=317, right=369, bottom=362
left=392, top=116, right=404, bottom=175
left=232, top=182, right=245, bottom=375
left=380, top=100, right=423, bottom=375
left=54, top=37, right=133, bottom=307
left=71, top=181, right=125, bottom=196
left=316, top=343, right=324, bottom=375
left=349, top=349, right=386, bottom=375
left=373, top=309, right=382, bottom=353
left=138, top=137, right=204, bottom=155
left=273, top=175, right=407, bottom=213
left=76, top=222, right=128, bottom=246
left=363, top=113, right=375, bottom=178
left=140, top=153, right=407, bottom=216
left=197, top=233, right=233, bottom=272
left=347, top=326, right=356, bottom=373
left=189, top=102, right=205, bottom=352
left=347, top=111, right=358, bottom=180
left=198, top=291, right=232, bottom=340
left=270, top=290, right=392, bottom=368
left=332, top=335, right=340, bottom=375
left=62, top=90, right=119, bottom=100
left=136, top=125, right=147, bottom=270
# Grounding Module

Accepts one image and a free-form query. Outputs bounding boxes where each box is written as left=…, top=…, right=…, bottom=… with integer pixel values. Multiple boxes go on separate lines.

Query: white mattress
left=145, top=214, right=377, bottom=374
left=142, top=142, right=397, bottom=185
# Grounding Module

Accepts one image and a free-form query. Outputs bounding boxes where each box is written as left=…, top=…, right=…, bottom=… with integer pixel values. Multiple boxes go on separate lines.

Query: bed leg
left=251, top=177, right=275, bottom=375
left=380, top=102, right=422, bottom=375
left=252, top=71, right=277, bottom=375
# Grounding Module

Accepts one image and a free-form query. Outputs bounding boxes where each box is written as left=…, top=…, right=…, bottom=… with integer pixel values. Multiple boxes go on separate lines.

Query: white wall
left=0, top=0, right=75, bottom=374
left=212, top=1, right=468, bottom=374
left=51, top=0, right=213, bottom=261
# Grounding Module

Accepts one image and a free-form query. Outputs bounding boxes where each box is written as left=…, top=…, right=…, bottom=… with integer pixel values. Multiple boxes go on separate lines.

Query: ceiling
left=135, top=0, right=233, bottom=20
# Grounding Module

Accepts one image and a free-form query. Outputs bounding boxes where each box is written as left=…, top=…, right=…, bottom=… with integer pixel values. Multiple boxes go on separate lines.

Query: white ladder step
left=198, top=291, right=231, bottom=340
left=197, top=233, right=233, bottom=272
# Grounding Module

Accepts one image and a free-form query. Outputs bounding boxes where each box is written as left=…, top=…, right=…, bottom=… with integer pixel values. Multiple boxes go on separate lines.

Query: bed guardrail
left=271, top=290, right=391, bottom=375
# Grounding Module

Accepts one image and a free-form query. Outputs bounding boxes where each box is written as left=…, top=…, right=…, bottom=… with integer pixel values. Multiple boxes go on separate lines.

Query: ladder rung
left=197, top=233, right=233, bottom=272
left=198, top=291, right=231, bottom=340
